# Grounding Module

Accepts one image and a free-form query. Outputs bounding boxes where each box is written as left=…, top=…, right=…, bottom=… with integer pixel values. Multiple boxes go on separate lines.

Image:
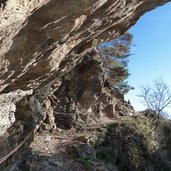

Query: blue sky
left=125, top=2, right=171, bottom=112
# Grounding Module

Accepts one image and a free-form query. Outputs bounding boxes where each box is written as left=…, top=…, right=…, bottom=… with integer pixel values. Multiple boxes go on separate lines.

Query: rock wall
left=0, top=0, right=169, bottom=93
left=0, top=89, right=32, bottom=135
left=0, top=0, right=170, bottom=169
left=51, top=50, right=137, bottom=129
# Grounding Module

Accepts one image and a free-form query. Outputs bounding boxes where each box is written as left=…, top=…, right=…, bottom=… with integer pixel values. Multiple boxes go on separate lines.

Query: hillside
left=0, top=0, right=170, bottom=170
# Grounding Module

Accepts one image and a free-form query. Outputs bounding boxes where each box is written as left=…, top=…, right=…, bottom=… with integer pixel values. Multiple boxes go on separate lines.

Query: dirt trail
left=28, top=116, right=114, bottom=171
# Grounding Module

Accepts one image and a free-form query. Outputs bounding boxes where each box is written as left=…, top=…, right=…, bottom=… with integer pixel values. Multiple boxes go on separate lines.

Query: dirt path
left=28, top=117, right=114, bottom=171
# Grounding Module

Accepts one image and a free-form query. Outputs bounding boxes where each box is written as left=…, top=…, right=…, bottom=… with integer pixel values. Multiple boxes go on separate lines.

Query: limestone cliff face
left=0, top=0, right=169, bottom=93
left=0, top=1, right=170, bottom=169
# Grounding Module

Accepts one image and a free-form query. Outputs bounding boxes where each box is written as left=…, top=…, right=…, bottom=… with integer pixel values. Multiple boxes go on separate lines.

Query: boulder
left=71, top=143, right=96, bottom=160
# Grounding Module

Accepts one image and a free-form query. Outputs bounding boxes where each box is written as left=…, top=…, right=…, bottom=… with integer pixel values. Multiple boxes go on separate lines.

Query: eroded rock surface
left=0, top=89, right=32, bottom=135
left=0, top=0, right=170, bottom=170
left=0, top=0, right=169, bottom=93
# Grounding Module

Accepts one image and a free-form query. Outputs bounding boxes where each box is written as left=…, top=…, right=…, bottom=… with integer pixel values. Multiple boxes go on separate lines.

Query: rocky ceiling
left=0, top=0, right=170, bottom=93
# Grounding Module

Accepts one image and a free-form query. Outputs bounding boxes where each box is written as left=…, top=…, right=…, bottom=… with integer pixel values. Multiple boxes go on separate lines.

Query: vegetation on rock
left=0, top=1, right=171, bottom=170
left=94, top=114, right=171, bottom=171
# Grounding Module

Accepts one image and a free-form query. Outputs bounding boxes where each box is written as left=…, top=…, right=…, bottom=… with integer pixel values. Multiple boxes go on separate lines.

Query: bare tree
left=138, top=77, right=171, bottom=116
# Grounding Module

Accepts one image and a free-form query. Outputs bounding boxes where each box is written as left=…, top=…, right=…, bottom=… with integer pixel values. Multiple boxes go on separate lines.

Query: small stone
left=71, top=143, right=96, bottom=159
left=56, top=128, right=63, bottom=133
left=76, top=136, right=89, bottom=143
left=45, top=135, right=51, bottom=141
left=89, top=135, right=98, bottom=145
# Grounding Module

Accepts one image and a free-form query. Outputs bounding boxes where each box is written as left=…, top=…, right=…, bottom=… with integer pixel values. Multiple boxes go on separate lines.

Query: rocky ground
left=5, top=113, right=170, bottom=171
left=26, top=117, right=114, bottom=171
left=1, top=51, right=171, bottom=171
left=0, top=1, right=171, bottom=171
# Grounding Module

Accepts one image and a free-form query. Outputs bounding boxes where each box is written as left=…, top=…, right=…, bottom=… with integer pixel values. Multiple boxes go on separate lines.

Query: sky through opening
left=125, top=2, right=171, bottom=114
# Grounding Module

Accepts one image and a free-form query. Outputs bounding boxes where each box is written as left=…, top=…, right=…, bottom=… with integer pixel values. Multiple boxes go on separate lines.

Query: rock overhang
left=0, top=0, right=170, bottom=93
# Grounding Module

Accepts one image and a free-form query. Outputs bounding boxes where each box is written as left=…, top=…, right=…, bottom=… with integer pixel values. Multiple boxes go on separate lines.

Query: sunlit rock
left=0, top=89, right=33, bottom=135
left=0, top=0, right=169, bottom=93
